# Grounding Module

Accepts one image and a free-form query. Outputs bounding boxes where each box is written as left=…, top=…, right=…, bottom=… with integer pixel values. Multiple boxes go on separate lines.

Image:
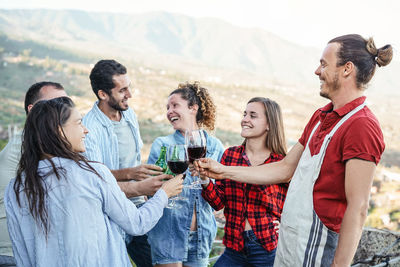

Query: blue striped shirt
left=82, top=102, right=144, bottom=205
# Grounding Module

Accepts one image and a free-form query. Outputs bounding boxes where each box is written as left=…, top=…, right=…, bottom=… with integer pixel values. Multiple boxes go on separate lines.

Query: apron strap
left=315, top=101, right=367, bottom=174
left=305, top=101, right=366, bottom=149
left=305, top=121, right=321, bottom=149
left=327, top=102, right=366, bottom=139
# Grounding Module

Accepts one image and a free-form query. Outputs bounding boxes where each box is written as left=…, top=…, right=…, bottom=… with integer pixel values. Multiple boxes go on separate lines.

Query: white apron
left=274, top=102, right=366, bottom=267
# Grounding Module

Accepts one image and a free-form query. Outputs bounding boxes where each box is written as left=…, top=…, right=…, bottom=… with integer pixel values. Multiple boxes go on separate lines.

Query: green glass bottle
left=165, top=165, right=174, bottom=175
left=155, top=146, right=168, bottom=173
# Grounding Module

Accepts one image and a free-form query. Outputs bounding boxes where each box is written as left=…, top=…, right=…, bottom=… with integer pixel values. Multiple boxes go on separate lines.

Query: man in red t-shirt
left=198, top=34, right=393, bottom=266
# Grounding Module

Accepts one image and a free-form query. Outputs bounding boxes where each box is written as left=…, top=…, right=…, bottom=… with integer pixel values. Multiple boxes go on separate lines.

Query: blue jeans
left=0, top=255, right=16, bottom=267
left=214, top=231, right=276, bottom=267
left=126, top=234, right=153, bottom=267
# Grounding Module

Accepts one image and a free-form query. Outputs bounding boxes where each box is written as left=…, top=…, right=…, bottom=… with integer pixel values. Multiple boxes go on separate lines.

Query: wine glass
left=166, top=144, right=189, bottom=209
left=185, top=129, right=207, bottom=189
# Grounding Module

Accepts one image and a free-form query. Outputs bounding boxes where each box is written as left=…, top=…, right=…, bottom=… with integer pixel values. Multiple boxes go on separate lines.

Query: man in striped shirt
left=83, top=59, right=171, bottom=267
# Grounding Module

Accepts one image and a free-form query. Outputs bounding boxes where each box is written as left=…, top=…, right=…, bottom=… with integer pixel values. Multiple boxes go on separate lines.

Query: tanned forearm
left=332, top=159, right=376, bottom=266
left=222, top=161, right=291, bottom=184
left=111, top=165, right=163, bottom=182
left=222, top=142, right=304, bottom=184
left=332, top=203, right=367, bottom=266
left=111, top=169, right=133, bottom=181
left=117, top=181, right=143, bottom=198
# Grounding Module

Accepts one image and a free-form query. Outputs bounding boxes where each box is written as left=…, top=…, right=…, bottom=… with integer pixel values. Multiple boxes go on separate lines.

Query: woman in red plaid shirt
left=201, top=97, right=288, bottom=267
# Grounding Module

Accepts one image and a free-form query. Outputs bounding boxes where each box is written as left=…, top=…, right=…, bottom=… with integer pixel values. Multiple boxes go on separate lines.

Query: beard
left=108, top=95, right=128, bottom=111
left=320, top=72, right=340, bottom=100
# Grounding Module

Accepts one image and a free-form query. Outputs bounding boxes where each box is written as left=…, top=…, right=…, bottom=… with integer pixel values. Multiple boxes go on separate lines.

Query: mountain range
left=0, top=9, right=346, bottom=87
left=1, top=9, right=398, bottom=94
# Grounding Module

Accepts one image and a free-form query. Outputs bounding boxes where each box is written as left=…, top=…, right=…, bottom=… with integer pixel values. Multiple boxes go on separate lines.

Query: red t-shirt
left=298, top=96, right=385, bottom=233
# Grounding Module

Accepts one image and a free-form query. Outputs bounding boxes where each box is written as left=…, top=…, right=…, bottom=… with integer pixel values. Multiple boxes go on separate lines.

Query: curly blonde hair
left=169, top=82, right=216, bottom=131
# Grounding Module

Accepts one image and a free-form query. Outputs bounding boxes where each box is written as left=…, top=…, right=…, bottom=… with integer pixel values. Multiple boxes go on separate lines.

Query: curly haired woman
left=147, top=82, right=225, bottom=267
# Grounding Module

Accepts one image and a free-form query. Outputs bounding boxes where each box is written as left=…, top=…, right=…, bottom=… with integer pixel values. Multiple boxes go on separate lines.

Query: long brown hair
left=14, top=97, right=101, bottom=237
left=169, top=81, right=216, bottom=131
left=247, top=97, right=287, bottom=156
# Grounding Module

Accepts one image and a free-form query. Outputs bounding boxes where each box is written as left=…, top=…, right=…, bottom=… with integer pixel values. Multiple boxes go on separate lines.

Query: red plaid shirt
left=202, top=145, right=288, bottom=252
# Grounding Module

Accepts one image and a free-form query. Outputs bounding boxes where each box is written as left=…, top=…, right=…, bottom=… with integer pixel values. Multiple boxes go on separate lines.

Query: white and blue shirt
left=4, top=158, right=168, bottom=267
left=82, top=101, right=144, bottom=205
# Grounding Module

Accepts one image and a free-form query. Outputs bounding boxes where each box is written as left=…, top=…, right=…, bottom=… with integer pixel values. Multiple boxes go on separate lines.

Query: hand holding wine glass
left=188, top=162, right=210, bottom=187
left=165, top=144, right=189, bottom=209
left=185, top=129, right=208, bottom=189
left=161, top=175, right=184, bottom=198
left=196, top=158, right=226, bottom=180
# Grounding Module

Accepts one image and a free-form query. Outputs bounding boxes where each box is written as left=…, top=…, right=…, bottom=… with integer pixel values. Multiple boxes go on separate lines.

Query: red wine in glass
left=187, top=146, right=207, bottom=163
left=185, top=129, right=208, bottom=188
left=166, top=144, right=188, bottom=208
left=167, top=160, right=189, bottom=175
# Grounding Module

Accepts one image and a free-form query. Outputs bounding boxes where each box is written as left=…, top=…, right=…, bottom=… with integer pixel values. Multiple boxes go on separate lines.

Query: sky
left=0, top=0, right=399, bottom=50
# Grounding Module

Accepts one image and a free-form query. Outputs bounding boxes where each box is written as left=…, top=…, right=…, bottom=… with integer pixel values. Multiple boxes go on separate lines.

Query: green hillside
left=0, top=33, right=246, bottom=147
left=0, top=35, right=93, bottom=127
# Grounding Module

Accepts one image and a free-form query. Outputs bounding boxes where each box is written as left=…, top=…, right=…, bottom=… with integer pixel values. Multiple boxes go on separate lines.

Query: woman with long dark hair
left=4, top=97, right=182, bottom=266
left=201, top=97, right=288, bottom=266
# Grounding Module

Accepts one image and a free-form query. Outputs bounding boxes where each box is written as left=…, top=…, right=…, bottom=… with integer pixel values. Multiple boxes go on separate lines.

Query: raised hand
left=196, top=158, right=225, bottom=180
left=130, top=164, right=164, bottom=181
left=161, top=174, right=184, bottom=198
left=136, top=174, right=172, bottom=196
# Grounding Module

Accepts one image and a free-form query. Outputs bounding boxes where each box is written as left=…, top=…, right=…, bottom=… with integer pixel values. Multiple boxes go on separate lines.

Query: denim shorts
left=183, top=231, right=209, bottom=267
left=152, top=231, right=209, bottom=266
